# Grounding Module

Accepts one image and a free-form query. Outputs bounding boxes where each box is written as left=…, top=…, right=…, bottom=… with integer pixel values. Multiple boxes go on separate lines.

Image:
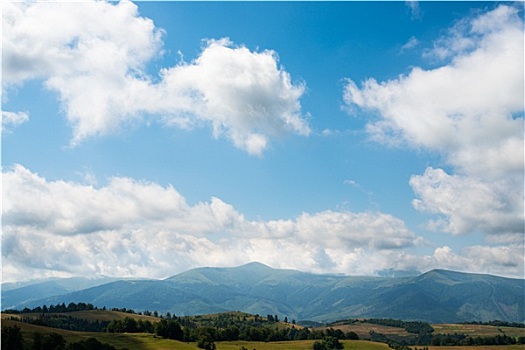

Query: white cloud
left=2, top=111, right=29, bottom=132
left=1, top=164, right=426, bottom=281
left=4, top=165, right=523, bottom=280
left=293, top=211, right=422, bottom=250
left=431, top=245, right=524, bottom=278
left=410, top=168, right=524, bottom=235
left=2, top=0, right=162, bottom=142
left=405, top=1, right=422, bottom=20
left=400, top=36, right=420, bottom=53
left=343, top=5, right=524, bottom=236
left=153, top=38, right=309, bottom=156
left=2, top=1, right=309, bottom=155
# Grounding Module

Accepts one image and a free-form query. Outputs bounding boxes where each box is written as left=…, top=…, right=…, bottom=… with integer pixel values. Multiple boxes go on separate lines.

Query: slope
left=3, top=263, right=523, bottom=323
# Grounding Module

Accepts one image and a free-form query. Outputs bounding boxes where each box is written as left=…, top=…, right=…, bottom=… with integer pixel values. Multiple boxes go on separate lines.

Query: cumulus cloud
left=431, top=245, right=524, bottom=277
left=2, top=1, right=309, bottom=155
left=152, top=38, right=309, bottom=156
left=343, top=5, right=524, bottom=236
left=410, top=168, right=523, bottom=235
left=1, top=164, right=434, bottom=281
left=4, top=165, right=523, bottom=281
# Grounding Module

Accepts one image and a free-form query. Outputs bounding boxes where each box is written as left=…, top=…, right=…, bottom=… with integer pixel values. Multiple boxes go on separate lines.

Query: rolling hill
left=2, top=263, right=523, bottom=323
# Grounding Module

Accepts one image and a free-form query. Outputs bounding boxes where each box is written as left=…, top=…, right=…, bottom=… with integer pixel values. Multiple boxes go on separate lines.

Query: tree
left=197, top=335, right=216, bottom=350
left=155, top=319, right=183, bottom=340
left=32, top=332, right=44, bottom=350
left=42, top=332, right=66, bottom=350
left=312, top=336, right=344, bottom=350
left=122, top=317, right=138, bottom=333
left=313, top=341, right=325, bottom=350
left=346, top=331, right=359, bottom=340
left=220, top=325, right=240, bottom=341
left=2, top=325, right=24, bottom=350
left=137, top=319, right=154, bottom=333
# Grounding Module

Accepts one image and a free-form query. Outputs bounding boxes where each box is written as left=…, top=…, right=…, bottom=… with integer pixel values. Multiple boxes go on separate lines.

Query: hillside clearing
left=432, top=324, right=525, bottom=338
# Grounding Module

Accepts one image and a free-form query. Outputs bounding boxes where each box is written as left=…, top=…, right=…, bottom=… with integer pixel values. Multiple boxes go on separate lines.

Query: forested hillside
left=3, top=263, right=523, bottom=323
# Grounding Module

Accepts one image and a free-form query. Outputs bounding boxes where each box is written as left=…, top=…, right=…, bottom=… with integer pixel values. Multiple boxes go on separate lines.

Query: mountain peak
left=3, top=265, right=523, bottom=323
left=235, top=261, right=273, bottom=270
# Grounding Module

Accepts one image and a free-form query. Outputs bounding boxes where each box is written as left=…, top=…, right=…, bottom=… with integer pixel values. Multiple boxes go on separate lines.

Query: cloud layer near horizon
left=2, top=2, right=523, bottom=282
left=2, top=1, right=309, bottom=156
left=344, top=5, right=524, bottom=239
left=3, top=165, right=523, bottom=281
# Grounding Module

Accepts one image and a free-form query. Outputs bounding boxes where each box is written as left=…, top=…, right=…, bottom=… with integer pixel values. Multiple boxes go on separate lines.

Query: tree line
left=430, top=333, right=525, bottom=346
left=9, top=314, right=110, bottom=332
left=105, top=314, right=360, bottom=343
left=1, top=325, right=118, bottom=350
left=368, top=329, right=525, bottom=347
left=364, top=318, right=434, bottom=334
left=4, top=306, right=360, bottom=349
left=459, top=320, right=525, bottom=328
left=3, top=302, right=141, bottom=315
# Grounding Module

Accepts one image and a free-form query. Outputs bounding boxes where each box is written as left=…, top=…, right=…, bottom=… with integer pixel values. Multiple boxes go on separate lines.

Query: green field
left=323, top=321, right=525, bottom=340
left=321, top=322, right=412, bottom=338
left=2, top=318, right=391, bottom=350
left=3, top=311, right=524, bottom=350
left=432, top=324, right=525, bottom=338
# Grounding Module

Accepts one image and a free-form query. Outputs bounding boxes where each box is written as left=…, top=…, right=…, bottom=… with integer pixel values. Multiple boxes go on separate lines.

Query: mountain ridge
left=2, top=263, right=523, bottom=323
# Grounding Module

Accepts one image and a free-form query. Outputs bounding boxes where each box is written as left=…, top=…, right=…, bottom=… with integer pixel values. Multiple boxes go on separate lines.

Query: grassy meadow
left=321, top=322, right=412, bottom=339
left=2, top=311, right=524, bottom=350
left=2, top=317, right=391, bottom=350
left=4, top=309, right=159, bottom=322
left=432, top=324, right=525, bottom=339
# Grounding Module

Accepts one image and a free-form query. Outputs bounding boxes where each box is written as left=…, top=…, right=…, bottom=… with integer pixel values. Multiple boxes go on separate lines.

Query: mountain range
left=2, top=262, right=523, bottom=323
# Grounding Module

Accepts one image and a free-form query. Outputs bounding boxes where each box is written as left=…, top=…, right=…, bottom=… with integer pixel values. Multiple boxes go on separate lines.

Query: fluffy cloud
left=2, top=0, right=161, bottom=142
left=2, top=1, right=309, bottom=155
left=344, top=5, right=524, bottom=236
left=2, top=164, right=426, bottom=281
left=431, top=245, right=524, bottom=277
left=410, top=168, right=523, bottom=235
left=151, top=38, right=309, bottom=156
left=4, top=165, right=523, bottom=281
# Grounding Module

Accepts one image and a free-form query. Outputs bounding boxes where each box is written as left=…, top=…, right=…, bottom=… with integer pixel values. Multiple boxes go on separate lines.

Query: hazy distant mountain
left=3, top=263, right=523, bottom=323
left=2, top=276, right=124, bottom=310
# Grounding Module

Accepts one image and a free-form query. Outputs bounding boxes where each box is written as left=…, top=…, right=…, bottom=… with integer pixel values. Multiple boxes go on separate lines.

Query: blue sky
left=2, top=1, right=524, bottom=282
